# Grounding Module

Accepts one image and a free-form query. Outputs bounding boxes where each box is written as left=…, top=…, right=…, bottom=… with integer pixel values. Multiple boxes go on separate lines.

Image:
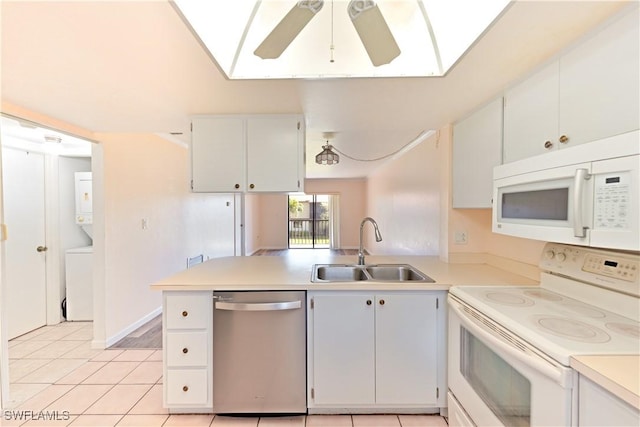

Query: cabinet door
left=503, top=61, right=559, bottom=163
left=311, top=294, right=375, bottom=405
left=453, top=98, right=503, bottom=208
left=246, top=116, right=303, bottom=192
left=578, top=376, right=640, bottom=426
left=375, top=294, right=438, bottom=405
left=191, top=117, right=245, bottom=192
left=559, top=7, right=639, bottom=148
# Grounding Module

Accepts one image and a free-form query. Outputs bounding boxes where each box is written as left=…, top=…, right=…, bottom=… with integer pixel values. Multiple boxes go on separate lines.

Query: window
left=288, top=194, right=331, bottom=248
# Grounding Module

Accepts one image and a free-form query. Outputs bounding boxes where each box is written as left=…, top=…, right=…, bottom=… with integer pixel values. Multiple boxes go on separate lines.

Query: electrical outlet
left=454, top=231, right=468, bottom=245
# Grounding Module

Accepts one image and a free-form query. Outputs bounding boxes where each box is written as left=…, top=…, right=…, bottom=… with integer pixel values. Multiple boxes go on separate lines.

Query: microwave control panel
left=593, top=171, right=630, bottom=230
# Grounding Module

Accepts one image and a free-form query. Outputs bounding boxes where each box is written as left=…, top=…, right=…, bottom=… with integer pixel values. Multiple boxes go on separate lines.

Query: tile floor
left=4, top=322, right=448, bottom=426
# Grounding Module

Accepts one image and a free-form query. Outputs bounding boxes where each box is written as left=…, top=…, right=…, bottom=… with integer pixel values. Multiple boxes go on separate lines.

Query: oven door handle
left=450, top=300, right=573, bottom=388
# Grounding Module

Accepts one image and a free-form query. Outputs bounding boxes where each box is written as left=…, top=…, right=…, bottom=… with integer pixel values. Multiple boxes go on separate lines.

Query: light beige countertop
left=151, top=254, right=538, bottom=291
left=571, top=355, right=640, bottom=410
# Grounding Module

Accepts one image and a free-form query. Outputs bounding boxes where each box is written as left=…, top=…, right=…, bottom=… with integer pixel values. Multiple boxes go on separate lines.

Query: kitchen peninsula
left=152, top=254, right=537, bottom=414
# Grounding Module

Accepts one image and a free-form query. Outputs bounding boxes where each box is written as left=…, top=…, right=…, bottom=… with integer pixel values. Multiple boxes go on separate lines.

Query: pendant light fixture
left=315, top=141, right=340, bottom=165
left=314, top=130, right=433, bottom=166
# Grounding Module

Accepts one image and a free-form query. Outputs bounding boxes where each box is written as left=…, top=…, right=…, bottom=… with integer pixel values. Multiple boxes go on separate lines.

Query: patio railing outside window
left=289, top=218, right=329, bottom=247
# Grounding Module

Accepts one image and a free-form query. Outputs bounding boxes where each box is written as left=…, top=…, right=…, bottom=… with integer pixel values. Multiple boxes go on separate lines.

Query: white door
left=2, top=147, right=47, bottom=339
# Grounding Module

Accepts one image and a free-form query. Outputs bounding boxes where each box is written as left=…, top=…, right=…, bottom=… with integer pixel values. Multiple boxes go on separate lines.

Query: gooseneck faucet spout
left=358, top=217, right=382, bottom=265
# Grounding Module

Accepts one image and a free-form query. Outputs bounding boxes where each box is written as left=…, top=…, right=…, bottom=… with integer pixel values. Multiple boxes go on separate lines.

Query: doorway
left=288, top=194, right=333, bottom=249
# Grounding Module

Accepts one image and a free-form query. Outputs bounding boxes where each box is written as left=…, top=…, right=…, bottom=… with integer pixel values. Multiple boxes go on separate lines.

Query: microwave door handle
left=573, top=168, right=591, bottom=238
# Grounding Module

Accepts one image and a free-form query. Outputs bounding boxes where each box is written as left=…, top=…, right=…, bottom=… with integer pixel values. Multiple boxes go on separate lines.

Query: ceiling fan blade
left=254, top=1, right=324, bottom=59
left=348, top=0, right=400, bottom=66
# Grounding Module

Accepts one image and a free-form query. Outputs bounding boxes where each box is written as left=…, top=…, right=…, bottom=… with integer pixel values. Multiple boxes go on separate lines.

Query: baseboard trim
left=103, top=306, right=162, bottom=348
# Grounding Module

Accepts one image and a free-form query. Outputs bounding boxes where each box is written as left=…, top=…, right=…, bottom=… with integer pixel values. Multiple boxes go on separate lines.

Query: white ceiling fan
left=253, top=0, right=401, bottom=67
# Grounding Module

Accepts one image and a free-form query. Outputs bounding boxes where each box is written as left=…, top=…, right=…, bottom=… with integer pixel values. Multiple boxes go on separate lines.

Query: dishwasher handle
left=215, top=300, right=302, bottom=312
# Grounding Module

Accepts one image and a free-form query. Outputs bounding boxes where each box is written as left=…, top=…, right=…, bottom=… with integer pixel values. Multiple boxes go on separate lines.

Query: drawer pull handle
left=366, top=300, right=372, bottom=306
left=183, top=385, right=189, bottom=392
left=182, top=347, right=189, bottom=354
left=379, top=299, right=385, bottom=306
left=181, top=310, right=188, bottom=317
left=544, top=140, right=553, bottom=149
left=559, top=135, right=569, bottom=143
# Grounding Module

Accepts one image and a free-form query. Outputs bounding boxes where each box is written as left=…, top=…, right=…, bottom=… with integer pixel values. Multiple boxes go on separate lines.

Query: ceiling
left=172, top=0, right=510, bottom=79
left=0, top=115, right=92, bottom=157
left=0, top=1, right=631, bottom=179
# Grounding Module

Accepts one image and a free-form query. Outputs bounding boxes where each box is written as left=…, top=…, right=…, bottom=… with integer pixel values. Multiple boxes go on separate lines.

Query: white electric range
left=447, top=243, right=639, bottom=427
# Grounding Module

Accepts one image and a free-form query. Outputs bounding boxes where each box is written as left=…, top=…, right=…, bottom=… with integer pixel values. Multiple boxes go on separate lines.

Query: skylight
left=173, top=0, right=511, bottom=79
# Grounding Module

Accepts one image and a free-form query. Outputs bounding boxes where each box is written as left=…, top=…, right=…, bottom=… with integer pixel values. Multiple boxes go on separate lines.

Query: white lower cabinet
left=307, top=291, right=446, bottom=412
left=578, top=375, right=640, bottom=426
left=163, top=291, right=213, bottom=412
left=166, top=369, right=209, bottom=406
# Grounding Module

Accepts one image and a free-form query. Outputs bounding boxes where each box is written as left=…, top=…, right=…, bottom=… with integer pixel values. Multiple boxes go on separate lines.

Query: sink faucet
left=358, top=217, right=382, bottom=265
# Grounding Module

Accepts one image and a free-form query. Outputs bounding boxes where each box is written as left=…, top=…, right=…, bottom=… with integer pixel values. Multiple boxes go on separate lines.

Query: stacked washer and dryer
left=65, top=172, right=93, bottom=321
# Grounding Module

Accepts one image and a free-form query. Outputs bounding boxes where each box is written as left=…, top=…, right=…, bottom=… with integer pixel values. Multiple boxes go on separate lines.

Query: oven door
left=448, top=295, right=576, bottom=427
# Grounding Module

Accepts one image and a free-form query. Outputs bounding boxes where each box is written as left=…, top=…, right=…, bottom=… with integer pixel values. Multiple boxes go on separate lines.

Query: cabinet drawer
left=165, top=293, right=210, bottom=329
left=166, top=369, right=209, bottom=406
left=166, top=331, right=208, bottom=367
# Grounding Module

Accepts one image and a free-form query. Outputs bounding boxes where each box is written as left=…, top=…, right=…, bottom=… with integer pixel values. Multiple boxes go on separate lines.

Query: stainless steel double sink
left=311, top=264, right=434, bottom=283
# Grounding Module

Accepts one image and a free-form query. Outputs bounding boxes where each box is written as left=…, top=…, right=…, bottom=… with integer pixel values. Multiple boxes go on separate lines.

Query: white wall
left=250, top=180, right=368, bottom=251
left=257, top=194, right=289, bottom=250
left=92, top=133, right=235, bottom=348
left=363, top=123, right=544, bottom=272
left=439, top=123, right=545, bottom=273
left=366, top=133, right=442, bottom=256
left=244, top=193, right=260, bottom=255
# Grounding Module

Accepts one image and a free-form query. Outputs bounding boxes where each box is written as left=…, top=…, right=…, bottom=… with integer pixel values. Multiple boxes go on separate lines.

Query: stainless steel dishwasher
left=212, top=291, right=306, bottom=414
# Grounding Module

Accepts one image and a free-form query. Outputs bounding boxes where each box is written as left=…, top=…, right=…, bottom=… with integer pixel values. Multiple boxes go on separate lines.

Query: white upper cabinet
left=503, top=6, right=639, bottom=164
left=453, top=97, right=503, bottom=208
left=191, top=115, right=305, bottom=193
left=191, top=117, right=245, bottom=192
left=559, top=7, right=639, bottom=148
left=503, top=62, right=560, bottom=163
left=246, top=116, right=304, bottom=192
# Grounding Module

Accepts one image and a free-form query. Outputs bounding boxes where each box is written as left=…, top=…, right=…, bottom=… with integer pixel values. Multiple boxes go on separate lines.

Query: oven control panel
left=540, top=243, right=639, bottom=296
left=582, top=253, right=638, bottom=282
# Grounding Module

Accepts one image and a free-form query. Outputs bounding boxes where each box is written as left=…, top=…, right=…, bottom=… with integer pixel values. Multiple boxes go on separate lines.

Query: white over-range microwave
left=493, top=130, right=639, bottom=251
